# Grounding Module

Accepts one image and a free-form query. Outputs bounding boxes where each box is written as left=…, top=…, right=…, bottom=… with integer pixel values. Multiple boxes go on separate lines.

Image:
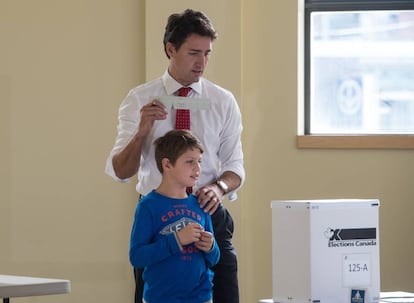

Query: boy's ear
left=162, top=158, right=172, bottom=171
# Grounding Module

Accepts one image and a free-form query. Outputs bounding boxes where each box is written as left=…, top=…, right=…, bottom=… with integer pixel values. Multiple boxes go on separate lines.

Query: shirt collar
left=162, top=70, right=202, bottom=95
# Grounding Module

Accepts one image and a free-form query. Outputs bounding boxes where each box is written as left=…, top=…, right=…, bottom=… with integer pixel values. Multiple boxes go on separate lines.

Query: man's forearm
left=217, top=171, right=241, bottom=194
left=112, top=134, right=144, bottom=179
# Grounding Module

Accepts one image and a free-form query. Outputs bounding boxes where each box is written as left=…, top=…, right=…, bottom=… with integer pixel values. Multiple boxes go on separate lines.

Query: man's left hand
left=195, top=184, right=223, bottom=215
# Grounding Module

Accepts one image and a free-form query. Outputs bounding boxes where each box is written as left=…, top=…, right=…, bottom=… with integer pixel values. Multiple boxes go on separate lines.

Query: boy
left=129, top=129, right=220, bottom=303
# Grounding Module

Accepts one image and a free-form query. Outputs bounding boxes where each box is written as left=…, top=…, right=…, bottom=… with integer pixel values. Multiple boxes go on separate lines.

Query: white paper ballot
left=380, top=292, right=414, bottom=303
left=153, top=96, right=211, bottom=110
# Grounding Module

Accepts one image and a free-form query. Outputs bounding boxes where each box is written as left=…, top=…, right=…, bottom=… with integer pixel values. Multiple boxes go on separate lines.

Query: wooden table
left=0, top=275, right=70, bottom=303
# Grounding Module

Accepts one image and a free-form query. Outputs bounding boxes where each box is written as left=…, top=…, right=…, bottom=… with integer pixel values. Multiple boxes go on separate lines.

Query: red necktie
left=175, top=87, right=193, bottom=193
left=175, top=87, right=192, bottom=130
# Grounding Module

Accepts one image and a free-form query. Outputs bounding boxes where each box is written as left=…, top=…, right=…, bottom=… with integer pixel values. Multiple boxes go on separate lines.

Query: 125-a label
left=347, top=262, right=369, bottom=272
left=343, top=254, right=371, bottom=287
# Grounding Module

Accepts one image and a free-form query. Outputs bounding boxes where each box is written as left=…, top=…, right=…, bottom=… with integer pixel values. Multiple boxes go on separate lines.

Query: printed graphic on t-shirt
left=159, top=204, right=202, bottom=224
left=159, top=217, right=199, bottom=235
left=158, top=205, right=203, bottom=261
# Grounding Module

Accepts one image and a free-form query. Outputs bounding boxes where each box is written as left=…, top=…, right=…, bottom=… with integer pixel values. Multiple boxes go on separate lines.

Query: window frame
left=298, top=0, right=414, bottom=149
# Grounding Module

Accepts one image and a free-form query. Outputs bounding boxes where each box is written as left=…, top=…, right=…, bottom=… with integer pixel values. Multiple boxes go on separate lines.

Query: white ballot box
left=271, top=199, right=380, bottom=303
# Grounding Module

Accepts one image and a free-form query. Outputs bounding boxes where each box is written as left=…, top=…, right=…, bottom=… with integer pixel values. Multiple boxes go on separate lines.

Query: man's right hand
left=137, top=99, right=168, bottom=137
left=112, top=99, right=167, bottom=179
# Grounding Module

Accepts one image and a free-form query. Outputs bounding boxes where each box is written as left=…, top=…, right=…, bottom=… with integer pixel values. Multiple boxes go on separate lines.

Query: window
left=298, top=0, right=414, bottom=148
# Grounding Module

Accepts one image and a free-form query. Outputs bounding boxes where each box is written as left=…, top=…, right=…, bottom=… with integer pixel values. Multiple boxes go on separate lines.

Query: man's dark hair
left=154, top=129, right=204, bottom=173
left=163, top=9, right=218, bottom=59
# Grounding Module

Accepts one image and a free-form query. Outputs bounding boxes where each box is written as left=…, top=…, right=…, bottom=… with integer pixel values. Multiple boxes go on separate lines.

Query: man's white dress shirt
left=105, top=71, right=245, bottom=200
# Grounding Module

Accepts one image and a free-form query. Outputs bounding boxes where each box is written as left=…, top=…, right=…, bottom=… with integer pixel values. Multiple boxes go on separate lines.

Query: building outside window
left=304, top=0, right=414, bottom=135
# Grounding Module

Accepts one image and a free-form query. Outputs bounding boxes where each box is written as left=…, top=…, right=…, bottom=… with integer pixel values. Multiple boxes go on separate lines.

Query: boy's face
left=167, top=33, right=212, bottom=86
left=166, top=147, right=202, bottom=189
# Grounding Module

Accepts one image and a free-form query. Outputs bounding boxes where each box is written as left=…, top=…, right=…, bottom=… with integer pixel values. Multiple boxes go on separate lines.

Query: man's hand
left=112, top=99, right=168, bottom=179
left=195, top=171, right=241, bottom=215
left=195, top=184, right=223, bottom=215
left=138, top=100, right=168, bottom=137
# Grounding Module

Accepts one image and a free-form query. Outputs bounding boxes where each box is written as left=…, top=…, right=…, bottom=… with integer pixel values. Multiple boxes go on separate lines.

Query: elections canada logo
left=324, top=227, right=377, bottom=248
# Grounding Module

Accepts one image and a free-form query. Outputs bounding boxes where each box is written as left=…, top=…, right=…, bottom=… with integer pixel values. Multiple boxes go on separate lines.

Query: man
left=105, top=9, right=245, bottom=303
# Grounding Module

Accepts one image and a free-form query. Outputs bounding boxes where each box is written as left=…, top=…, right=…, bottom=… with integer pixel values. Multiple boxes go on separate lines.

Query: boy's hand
left=194, top=231, right=214, bottom=252
left=176, top=223, right=202, bottom=246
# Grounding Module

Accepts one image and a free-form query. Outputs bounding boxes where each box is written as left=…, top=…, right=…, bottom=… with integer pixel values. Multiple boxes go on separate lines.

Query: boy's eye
left=185, top=159, right=201, bottom=165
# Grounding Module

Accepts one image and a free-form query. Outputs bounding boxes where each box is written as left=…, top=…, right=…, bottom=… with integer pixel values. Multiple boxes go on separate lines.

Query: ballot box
left=271, top=199, right=380, bottom=303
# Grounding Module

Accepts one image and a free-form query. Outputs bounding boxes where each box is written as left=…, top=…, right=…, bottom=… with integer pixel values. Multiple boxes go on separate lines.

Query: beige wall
left=1, top=1, right=413, bottom=303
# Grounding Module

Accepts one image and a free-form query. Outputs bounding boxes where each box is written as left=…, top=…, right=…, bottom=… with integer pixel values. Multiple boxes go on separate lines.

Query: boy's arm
left=198, top=215, right=220, bottom=267
left=129, top=204, right=181, bottom=268
left=202, top=236, right=220, bottom=267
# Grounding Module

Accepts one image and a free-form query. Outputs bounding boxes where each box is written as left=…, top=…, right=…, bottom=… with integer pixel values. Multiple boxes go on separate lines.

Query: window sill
left=296, top=135, right=414, bottom=149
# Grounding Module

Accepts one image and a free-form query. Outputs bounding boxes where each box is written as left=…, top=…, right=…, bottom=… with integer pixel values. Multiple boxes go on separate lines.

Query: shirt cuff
left=173, top=232, right=183, bottom=252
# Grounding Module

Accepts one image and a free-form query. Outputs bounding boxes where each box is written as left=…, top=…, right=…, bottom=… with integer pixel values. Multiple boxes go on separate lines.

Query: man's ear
left=166, top=42, right=176, bottom=58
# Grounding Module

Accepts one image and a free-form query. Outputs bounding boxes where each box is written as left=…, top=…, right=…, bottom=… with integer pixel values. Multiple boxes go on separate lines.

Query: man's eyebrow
left=188, top=48, right=211, bottom=53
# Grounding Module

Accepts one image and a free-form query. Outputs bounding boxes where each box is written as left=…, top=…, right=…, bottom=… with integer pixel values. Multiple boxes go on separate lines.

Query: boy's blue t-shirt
left=129, top=190, right=220, bottom=303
